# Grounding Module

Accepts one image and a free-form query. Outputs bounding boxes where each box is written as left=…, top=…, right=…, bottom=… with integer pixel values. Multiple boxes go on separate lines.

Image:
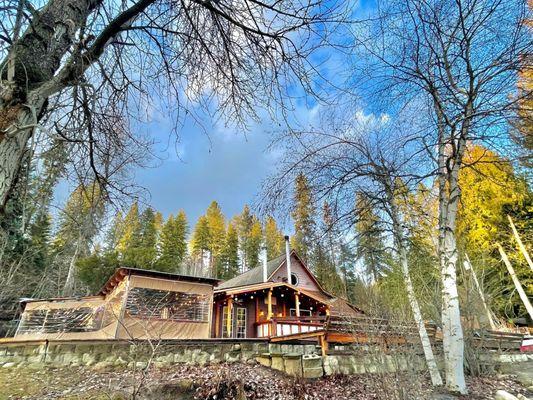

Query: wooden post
left=295, top=292, right=300, bottom=317
left=267, top=289, right=273, bottom=320
left=226, top=297, right=233, bottom=338
left=508, top=215, right=533, bottom=271
left=318, top=334, right=329, bottom=357
left=498, top=244, right=533, bottom=321
left=255, top=295, right=259, bottom=323
left=214, top=302, right=221, bottom=338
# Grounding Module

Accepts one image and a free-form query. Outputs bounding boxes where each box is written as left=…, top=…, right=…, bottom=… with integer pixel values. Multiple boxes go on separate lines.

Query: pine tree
left=76, top=249, right=120, bottom=293
left=264, top=216, right=284, bottom=258
left=117, top=201, right=141, bottom=256
left=192, top=215, right=211, bottom=273
left=291, top=173, right=315, bottom=263
left=237, top=205, right=254, bottom=270
left=246, top=218, right=263, bottom=269
left=355, top=193, right=387, bottom=282
left=220, top=222, right=240, bottom=280
left=54, top=182, right=105, bottom=295
left=106, top=211, right=125, bottom=251
left=206, top=201, right=226, bottom=277
left=157, top=211, right=189, bottom=272
left=29, top=210, right=52, bottom=270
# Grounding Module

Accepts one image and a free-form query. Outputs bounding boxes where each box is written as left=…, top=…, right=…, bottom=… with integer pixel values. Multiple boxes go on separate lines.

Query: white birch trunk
left=463, top=254, right=496, bottom=330
left=508, top=216, right=533, bottom=272
left=440, top=229, right=466, bottom=393
left=434, top=100, right=468, bottom=394
left=388, top=194, right=443, bottom=386
left=63, top=237, right=81, bottom=296
left=498, top=244, right=533, bottom=320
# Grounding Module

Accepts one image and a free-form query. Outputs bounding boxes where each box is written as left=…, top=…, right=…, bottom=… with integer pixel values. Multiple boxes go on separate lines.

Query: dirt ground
left=0, top=363, right=531, bottom=400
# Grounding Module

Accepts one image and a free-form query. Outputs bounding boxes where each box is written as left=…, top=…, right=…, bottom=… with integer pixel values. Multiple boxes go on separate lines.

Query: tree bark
left=436, top=105, right=467, bottom=394
left=387, top=189, right=443, bottom=387
left=63, top=236, right=81, bottom=296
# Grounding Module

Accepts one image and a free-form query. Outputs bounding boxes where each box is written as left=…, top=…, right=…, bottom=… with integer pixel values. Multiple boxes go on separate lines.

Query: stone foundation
left=1, top=339, right=531, bottom=383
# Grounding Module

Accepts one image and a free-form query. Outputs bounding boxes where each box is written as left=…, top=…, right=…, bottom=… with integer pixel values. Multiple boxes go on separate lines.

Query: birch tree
left=348, top=0, right=531, bottom=392
left=0, top=0, right=348, bottom=215
left=264, top=111, right=444, bottom=387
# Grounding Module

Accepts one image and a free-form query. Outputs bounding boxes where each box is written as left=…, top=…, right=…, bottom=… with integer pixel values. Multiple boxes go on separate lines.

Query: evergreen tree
left=264, top=216, right=284, bottom=258
left=117, top=201, right=141, bottom=256
left=120, top=206, right=160, bottom=268
left=29, top=210, right=52, bottom=270
left=355, top=193, right=387, bottom=282
left=106, top=211, right=125, bottom=251
left=220, top=222, right=240, bottom=280
left=157, top=211, right=189, bottom=272
left=76, top=249, right=120, bottom=293
left=246, top=218, right=263, bottom=269
left=53, top=182, right=105, bottom=295
left=291, top=173, right=315, bottom=263
left=313, top=202, right=345, bottom=296
left=206, top=201, right=226, bottom=277
left=237, top=205, right=254, bottom=270
left=192, top=215, right=211, bottom=273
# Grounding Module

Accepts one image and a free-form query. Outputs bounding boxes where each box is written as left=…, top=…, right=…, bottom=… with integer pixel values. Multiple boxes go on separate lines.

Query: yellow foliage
left=457, top=145, right=528, bottom=252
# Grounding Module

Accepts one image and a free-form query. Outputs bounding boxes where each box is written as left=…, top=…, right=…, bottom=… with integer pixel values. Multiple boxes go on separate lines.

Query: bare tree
left=0, top=0, right=349, bottom=213
left=346, top=0, right=531, bottom=393
left=263, top=110, right=444, bottom=387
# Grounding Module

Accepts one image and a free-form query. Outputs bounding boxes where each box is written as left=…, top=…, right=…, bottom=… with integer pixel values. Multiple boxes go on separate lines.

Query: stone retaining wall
left=1, top=339, right=531, bottom=382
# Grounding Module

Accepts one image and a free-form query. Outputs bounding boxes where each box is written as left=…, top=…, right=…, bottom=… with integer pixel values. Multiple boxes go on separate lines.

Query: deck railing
left=256, top=316, right=327, bottom=337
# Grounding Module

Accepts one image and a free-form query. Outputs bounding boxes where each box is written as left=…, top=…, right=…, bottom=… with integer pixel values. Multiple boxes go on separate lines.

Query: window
left=236, top=308, right=247, bottom=338
left=290, top=273, right=299, bottom=285
left=126, top=287, right=209, bottom=322
left=17, top=307, right=97, bottom=334
left=290, top=308, right=312, bottom=317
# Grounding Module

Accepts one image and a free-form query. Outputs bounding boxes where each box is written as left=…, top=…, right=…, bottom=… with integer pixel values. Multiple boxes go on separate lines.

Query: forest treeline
left=1, top=143, right=531, bottom=326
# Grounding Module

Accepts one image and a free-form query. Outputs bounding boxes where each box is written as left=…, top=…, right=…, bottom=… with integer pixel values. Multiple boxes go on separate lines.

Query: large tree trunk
left=388, top=191, right=443, bottom=387
left=63, top=236, right=81, bottom=296
left=436, top=105, right=467, bottom=394
left=0, top=99, right=46, bottom=211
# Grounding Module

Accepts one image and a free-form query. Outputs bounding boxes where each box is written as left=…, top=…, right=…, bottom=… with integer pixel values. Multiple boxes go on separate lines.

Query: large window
left=17, top=307, right=98, bottom=334
left=125, top=287, right=209, bottom=323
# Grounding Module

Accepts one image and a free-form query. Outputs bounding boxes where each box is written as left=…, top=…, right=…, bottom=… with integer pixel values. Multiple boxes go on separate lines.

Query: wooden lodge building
left=213, top=250, right=362, bottom=340
left=10, top=242, right=362, bottom=343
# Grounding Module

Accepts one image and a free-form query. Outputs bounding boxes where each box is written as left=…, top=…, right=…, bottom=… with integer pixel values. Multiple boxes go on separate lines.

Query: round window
left=290, top=273, right=299, bottom=286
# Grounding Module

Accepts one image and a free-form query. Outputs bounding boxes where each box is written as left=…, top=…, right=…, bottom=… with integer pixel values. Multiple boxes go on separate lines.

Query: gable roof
left=216, top=250, right=324, bottom=292
left=216, top=253, right=287, bottom=290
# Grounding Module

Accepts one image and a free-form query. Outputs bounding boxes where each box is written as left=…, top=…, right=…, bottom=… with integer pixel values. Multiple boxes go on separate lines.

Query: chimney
left=284, top=235, right=292, bottom=284
left=262, top=245, right=268, bottom=283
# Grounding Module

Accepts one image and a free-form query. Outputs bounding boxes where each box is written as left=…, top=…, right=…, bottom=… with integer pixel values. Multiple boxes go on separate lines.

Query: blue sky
left=51, top=0, right=376, bottom=229
left=134, top=112, right=286, bottom=226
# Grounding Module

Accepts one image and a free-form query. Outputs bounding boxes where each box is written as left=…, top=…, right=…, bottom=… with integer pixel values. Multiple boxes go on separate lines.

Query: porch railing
left=256, top=316, right=327, bottom=337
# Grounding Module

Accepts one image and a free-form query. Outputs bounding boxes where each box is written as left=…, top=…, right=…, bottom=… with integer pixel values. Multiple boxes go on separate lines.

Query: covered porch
left=212, top=282, right=330, bottom=339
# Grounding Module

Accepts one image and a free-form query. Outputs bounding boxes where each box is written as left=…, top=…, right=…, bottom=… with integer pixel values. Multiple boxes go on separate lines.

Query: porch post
left=267, top=289, right=273, bottom=336
left=295, top=292, right=300, bottom=317
left=226, top=297, right=233, bottom=338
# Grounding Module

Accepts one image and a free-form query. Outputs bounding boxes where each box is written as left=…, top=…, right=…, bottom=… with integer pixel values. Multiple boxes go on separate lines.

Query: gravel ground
left=0, top=363, right=531, bottom=400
